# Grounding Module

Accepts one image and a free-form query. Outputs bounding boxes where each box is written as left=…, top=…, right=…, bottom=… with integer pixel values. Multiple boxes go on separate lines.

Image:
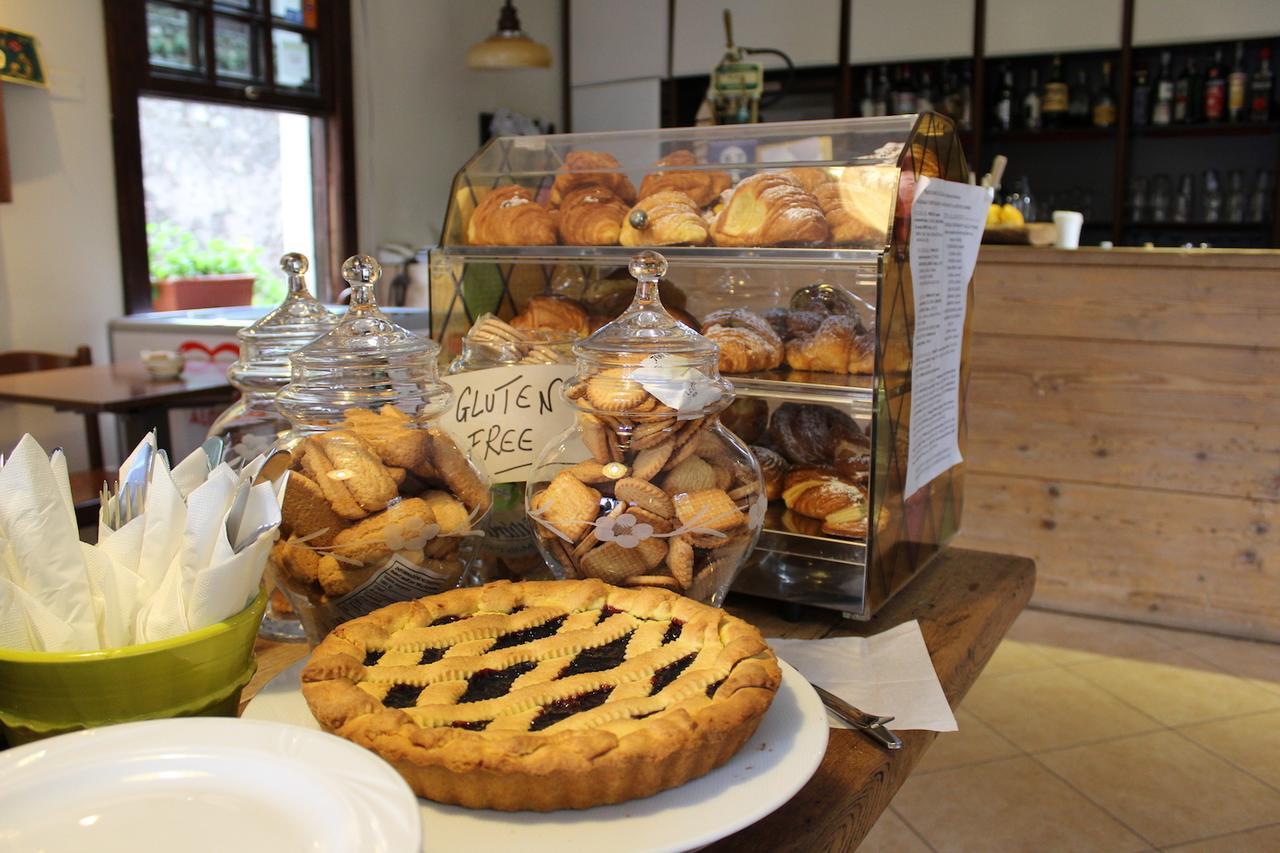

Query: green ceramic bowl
left=0, top=587, right=267, bottom=746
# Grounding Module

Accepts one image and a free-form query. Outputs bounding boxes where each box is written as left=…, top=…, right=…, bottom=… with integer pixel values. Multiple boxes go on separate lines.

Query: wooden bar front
left=957, top=246, right=1280, bottom=641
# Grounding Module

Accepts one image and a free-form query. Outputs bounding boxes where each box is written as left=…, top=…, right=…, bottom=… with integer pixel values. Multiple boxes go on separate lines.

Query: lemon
left=1000, top=204, right=1025, bottom=226
left=986, top=204, right=1002, bottom=227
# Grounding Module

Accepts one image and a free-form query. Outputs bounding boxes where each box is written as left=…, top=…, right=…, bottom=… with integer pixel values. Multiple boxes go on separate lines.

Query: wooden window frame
left=103, top=0, right=356, bottom=313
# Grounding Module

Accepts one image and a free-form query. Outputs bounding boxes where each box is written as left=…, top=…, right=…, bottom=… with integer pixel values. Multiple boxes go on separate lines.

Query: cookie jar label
left=441, top=364, right=577, bottom=484
left=330, top=554, right=456, bottom=621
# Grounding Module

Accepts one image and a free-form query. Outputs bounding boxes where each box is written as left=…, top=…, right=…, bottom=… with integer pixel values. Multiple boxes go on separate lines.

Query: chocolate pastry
left=768, top=402, right=863, bottom=468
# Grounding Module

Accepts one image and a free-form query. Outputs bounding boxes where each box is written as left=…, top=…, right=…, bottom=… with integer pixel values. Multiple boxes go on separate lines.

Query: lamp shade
left=466, top=33, right=552, bottom=69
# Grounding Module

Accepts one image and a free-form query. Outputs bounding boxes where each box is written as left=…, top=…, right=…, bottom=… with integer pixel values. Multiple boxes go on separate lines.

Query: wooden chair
left=0, top=345, right=111, bottom=528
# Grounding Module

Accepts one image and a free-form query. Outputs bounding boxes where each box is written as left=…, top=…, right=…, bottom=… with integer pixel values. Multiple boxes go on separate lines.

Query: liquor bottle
left=993, top=64, right=1014, bottom=131
left=1042, top=55, right=1069, bottom=128
left=1204, top=48, right=1226, bottom=122
left=958, top=65, right=973, bottom=130
left=893, top=64, right=917, bottom=114
left=1251, top=47, right=1274, bottom=122
left=1131, top=65, right=1151, bottom=126
left=876, top=65, right=892, bottom=117
left=1174, top=58, right=1192, bottom=123
left=1022, top=68, right=1042, bottom=131
left=1068, top=68, right=1091, bottom=126
left=917, top=67, right=935, bottom=113
left=1185, top=58, right=1203, bottom=124
left=1228, top=42, right=1248, bottom=122
left=859, top=70, right=877, bottom=118
left=1093, top=61, right=1117, bottom=127
left=941, top=63, right=960, bottom=121
left=1152, top=51, right=1174, bottom=127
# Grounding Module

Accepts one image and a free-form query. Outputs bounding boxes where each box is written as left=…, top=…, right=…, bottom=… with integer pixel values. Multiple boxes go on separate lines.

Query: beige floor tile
left=1164, top=823, right=1280, bottom=852
left=981, top=639, right=1059, bottom=677
left=1178, top=636, right=1280, bottom=695
left=1005, top=609, right=1178, bottom=664
left=960, top=667, right=1161, bottom=753
left=1069, top=650, right=1280, bottom=727
left=858, top=808, right=933, bottom=853
left=891, top=755, right=1147, bottom=852
left=1038, top=731, right=1280, bottom=847
left=1180, top=709, right=1280, bottom=791
left=914, top=708, right=1021, bottom=774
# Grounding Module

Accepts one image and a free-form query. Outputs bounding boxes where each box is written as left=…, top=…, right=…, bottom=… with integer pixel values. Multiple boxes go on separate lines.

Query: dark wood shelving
left=1133, top=122, right=1280, bottom=139
left=1124, top=220, right=1272, bottom=231
left=986, top=127, right=1118, bottom=143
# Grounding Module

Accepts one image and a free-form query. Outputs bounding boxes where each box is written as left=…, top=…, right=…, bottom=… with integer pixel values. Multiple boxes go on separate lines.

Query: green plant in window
left=147, top=221, right=279, bottom=303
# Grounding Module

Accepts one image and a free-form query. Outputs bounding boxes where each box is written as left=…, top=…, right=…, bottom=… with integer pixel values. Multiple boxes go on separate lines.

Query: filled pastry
left=702, top=308, right=784, bottom=373
left=814, top=165, right=898, bottom=246
left=785, top=314, right=875, bottom=375
left=620, top=190, right=710, bottom=247
left=555, top=185, right=629, bottom=246
left=467, top=185, right=557, bottom=246
left=710, top=172, right=829, bottom=247
left=638, top=149, right=733, bottom=207
left=550, top=150, right=637, bottom=206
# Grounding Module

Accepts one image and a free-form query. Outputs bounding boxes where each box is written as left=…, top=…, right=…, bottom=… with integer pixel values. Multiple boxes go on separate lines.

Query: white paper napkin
left=771, top=620, right=958, bottom=732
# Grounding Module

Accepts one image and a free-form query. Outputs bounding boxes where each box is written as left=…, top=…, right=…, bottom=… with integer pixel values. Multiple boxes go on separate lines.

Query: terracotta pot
left=151, top=274, right=256, bottom=311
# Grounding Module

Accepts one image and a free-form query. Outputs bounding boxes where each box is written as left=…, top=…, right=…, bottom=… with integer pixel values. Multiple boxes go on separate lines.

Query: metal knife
left=810, top=682, right=904, bottom=751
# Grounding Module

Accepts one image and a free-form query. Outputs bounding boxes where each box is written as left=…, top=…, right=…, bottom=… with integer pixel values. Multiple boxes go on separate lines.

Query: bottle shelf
left=1123, top=220, right=1272, bottom=231
left=1132, top=122, right=1280, bottom=139
left=985, top=127, right=1117, bottom=143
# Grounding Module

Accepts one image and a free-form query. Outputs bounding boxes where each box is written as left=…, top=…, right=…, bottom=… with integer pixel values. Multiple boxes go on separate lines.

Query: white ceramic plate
left=245, top=658, right=829, bottom=853
left=0, top=717, right=421, bottom=853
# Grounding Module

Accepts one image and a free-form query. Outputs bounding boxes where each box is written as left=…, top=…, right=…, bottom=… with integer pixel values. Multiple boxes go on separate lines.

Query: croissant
left=510, top=294, right=591, bottom=337
left=467, top=185, right=557, bottom=246
left=781, top=467, right=868, bottom=538
left=778, top=167, right=835, bottom=194
left=620, top=191, right=709, bottom=247
left=638, top=150, right=732, bottom=207
left=785, top=315, right=875, bottom=375
left=702, top=308, right=784, bottom=373
left=556, top=186, right=629, bottom=245
left=551, top=151, right=637, bottom=206
left=711, top=173, right=829, bottom=247
left=814, top=165, right=898, bottom=246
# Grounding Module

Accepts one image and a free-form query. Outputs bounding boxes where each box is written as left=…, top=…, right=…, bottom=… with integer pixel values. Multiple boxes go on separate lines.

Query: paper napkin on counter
left=771, top=620, right=958, bottom=732
left=0, top=433, right=282, bottom=652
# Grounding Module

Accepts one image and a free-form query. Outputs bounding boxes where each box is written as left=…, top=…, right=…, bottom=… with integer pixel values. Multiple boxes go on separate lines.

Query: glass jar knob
left=628, top=249, right=668, bottom=283
left=342, top=254, right=381, bottom=308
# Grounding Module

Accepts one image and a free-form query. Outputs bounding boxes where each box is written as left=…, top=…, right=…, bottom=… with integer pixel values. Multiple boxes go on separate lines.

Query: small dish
left=141, top=349, right=186, bottom=379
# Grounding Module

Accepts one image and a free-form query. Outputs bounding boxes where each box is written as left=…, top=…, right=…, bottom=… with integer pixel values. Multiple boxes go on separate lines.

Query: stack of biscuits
left=527, top=368, right=762, bottom=602
left=270, top=405, right=490, bottom=605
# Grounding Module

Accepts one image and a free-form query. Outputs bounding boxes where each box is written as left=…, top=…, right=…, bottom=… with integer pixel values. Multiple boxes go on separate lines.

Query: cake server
left=810, top=682, right=903, bottom=751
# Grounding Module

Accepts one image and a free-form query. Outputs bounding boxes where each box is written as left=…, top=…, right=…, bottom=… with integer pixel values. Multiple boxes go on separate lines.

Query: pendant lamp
left=466, top=1, right=552, bottom=70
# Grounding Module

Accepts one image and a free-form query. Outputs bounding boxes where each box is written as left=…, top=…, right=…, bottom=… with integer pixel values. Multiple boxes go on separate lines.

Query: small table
left=242, top=548, right=1035, bottom=852
left=0, top=361, right=235, bottom=453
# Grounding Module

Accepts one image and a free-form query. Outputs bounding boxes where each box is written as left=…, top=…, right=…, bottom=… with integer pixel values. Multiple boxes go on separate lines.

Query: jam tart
left=301, top=579, right=781, bottom=811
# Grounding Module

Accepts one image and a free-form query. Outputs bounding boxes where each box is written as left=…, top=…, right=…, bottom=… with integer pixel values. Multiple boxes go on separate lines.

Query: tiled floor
left=861, top=608, right=1280, bottom=852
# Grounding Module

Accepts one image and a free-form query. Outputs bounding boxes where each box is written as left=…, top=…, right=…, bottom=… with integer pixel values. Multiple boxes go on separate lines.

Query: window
left=104, top=0, right=355, bottom=312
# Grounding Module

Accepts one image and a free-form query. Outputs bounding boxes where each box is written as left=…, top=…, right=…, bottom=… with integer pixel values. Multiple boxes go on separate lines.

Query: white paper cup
left=1052, top=210, right=1085, bottom=250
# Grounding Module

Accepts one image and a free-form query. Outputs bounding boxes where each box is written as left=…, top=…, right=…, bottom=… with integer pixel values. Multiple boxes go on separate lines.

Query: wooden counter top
left=243, top=548, right=1036, bottom=852
left=979, top=244, right=1280, bottom=267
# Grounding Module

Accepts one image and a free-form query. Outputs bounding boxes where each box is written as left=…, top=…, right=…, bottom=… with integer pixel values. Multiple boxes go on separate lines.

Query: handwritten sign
left=441, top=364, right=578, bottom=483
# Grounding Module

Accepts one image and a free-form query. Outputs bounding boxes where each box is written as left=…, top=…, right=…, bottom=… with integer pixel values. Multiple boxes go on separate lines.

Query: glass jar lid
left=276, top=255, right=450, bottom=426
left=227, top=253, right=338, bottom=393
left=571, top=250, right=731, bottom=416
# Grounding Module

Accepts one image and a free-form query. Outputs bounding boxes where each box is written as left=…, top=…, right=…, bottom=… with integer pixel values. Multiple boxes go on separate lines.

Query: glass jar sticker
left=632, top=354, right=722, bottom=417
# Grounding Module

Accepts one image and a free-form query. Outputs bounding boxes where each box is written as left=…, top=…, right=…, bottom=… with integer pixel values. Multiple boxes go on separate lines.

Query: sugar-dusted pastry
left=814, top=165, right=899, bottom=246
left=467, top=185, right=557, bottom=246
left=785, top=314, right=876, bottom=375
left=778, top=167, right=835, bottom=194
left=619, top=190, right=710, bottom=247
left=710, top=172, right=830, bottom=247
left=781, top=466, right=868, bottom=538
left=638, top=149, right=733, bottom=207
left=702, top=308, right=784, bottom=373
left=550, top=150, right=637, bottom=206
left=555, top=185, right=629, bottom=245
left=510, top=294, right=591, bottom=337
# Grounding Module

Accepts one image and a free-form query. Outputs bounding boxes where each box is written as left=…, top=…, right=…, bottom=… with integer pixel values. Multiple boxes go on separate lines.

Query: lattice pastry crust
left=301, top=579, right=781, bottom=811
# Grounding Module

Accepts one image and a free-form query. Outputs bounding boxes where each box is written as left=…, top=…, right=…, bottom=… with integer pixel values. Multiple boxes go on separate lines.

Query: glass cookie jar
left=207, top=252, right=338, bottom=469
left=267, top=255, right=491, bottom=644
left=526, top=250, right=766, bottom=605
left=447, top=314, right=578, bottom=584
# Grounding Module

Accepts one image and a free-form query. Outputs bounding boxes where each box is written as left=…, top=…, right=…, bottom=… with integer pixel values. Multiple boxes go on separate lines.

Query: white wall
left=1134, top=0, right=1280, bottom=46
left=351, top=0, right=563, bottom=252
left=0, top=0, right=123, bottom=468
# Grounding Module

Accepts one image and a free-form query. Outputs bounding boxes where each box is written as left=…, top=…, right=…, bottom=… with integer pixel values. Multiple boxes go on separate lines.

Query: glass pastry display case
left=428, top=114, right=971, bottom=619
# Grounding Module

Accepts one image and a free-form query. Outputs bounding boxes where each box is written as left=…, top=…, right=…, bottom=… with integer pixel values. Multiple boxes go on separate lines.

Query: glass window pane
left=139, top=97, right=318, bottom=306
left=147, top=2, right=201, bottom=73
left=272, top=29, right=314, bottom=90
left=270, top=0, right=311, bottom=27
left=214, top=15, right=257, bottom=81
left=215, top=0, right=258, bottom=10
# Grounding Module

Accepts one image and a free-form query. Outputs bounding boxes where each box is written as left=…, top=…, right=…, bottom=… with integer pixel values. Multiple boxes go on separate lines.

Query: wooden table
left=0, top=361, right=235, bottom=453
left=242, top=548, right=1035, bottom=852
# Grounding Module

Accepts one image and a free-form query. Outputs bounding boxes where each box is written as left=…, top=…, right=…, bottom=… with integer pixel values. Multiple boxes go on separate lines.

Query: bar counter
left=958, top=245, right=1280, bottom=641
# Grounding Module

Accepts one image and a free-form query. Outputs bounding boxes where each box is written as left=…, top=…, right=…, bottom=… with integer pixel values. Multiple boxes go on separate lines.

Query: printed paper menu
left=903, top=176, right=989, bottom=500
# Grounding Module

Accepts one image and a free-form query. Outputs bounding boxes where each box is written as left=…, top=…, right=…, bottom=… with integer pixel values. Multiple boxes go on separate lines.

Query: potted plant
left=146, top=222, right=269, bottom=311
